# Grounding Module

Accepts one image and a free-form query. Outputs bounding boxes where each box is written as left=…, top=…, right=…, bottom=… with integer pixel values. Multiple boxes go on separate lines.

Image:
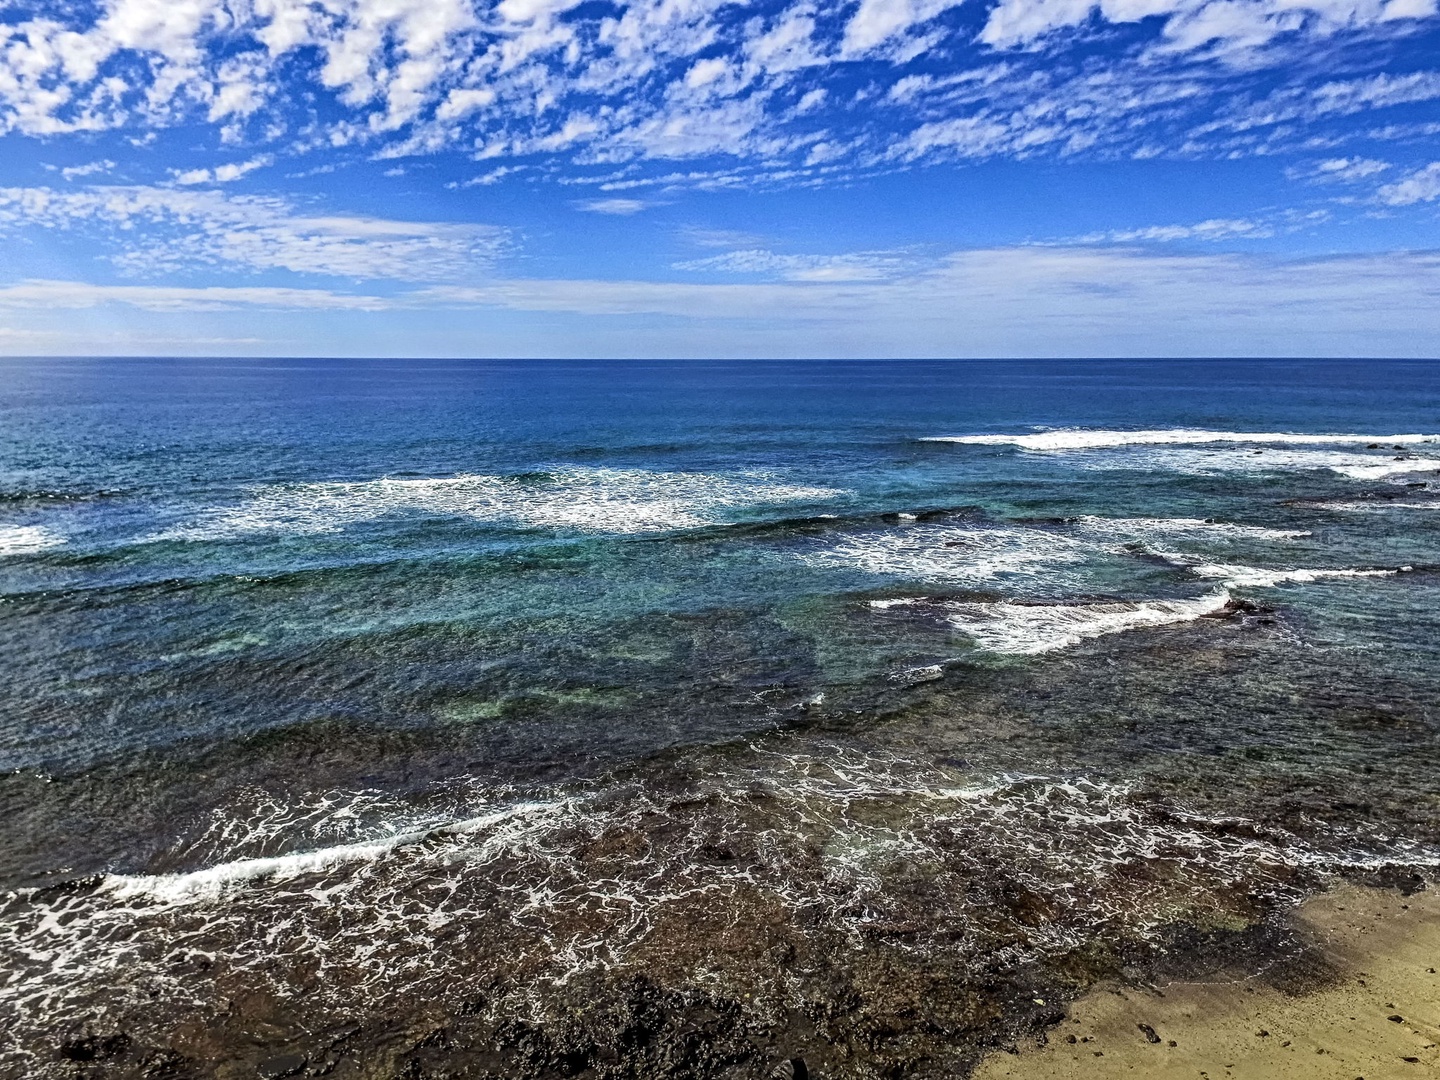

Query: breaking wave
left=796, top=524, right=1094, bottom=589
left=1087, top=447, right=1440, bottom=481
left=923, top=429, right=1440, bottom=481
left=1151, top=551, right=1408, bottom=589
left=1313, top=500, right=1440, bottom=513
left=1071, top=515, right=1311, bottom=541
left=876, top=590, right=1232, bottom=654
left=796, top=515, right=1323, bottom=594
left=102, top=800, right=570, bottom=906
left=145, top=468, right=847, bottom=542
left=923, top=429, right=1440, bottom=451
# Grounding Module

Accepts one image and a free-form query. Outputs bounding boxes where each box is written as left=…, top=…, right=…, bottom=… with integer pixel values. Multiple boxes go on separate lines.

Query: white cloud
left=843, top=0, right=965, bottom=54
left=171, top=155, right=273, bottom=185
left=0, top=0, right=1437, bottom=189
left=577, top=197, right=649, bottom=214
left=1377, top=162, right=1440, bottom=205
left=1074, top=217, right=1276, bottom=242
left=458, top=165, right=526, bottom=186
left=679, top=226, right=769, bottom=248
left=435, top=87, right=496, bottom=122
left=411, top=246, right=1440, bottom=357
left=1212, top=70, right=1440, bottom=137
left=60, top=159, right=117, bottom=180
left=673, top=247, right=911, bottom=281
left=7, top=246, right=1440, bottom=357
left=0, top=184, right=508, bottom=280
left=684, top=57, right=730, bottom=89
left=0, top=279, right=390, bottom=311
left=1300, top=156, right=1391, bottom=182
left=794, top=87, right=827, bottom=113
left=979, top=0, right=1438, bottom=56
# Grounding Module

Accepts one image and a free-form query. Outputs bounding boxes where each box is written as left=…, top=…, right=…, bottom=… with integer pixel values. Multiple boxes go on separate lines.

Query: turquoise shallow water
left=2, top=358, right=1440, bottom=1077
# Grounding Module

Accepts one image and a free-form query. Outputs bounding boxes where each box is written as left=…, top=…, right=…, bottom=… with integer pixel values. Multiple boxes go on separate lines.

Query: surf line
left=920, top=430, right=1440, bottom=451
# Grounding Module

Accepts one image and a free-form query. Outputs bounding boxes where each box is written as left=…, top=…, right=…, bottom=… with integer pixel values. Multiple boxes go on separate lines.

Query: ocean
left=2, top=357, right=1439, bottom=1078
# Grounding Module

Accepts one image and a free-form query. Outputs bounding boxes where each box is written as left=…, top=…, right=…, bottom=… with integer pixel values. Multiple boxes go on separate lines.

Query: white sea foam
left=0, top=524, right=65, bottom=557
left=1313, top=500, right=1440, bottom=512
left=101, top=799, right=570, bottom=905
left=146, top=468, right=845, bottom=542
left=1185, top=562, right=1401, bottom=589
left=1068, top=446, right=1438, bottom=481
left=924, top=429, right=1440, bottom=451
left=1072, top=515, right=1311, bottom=541
left=3, top=746, right=1435, bottom=1076
left=798, top=524, right=1094, bottom=588
left=917, top=590, right=1232, bottom=655
left=1148, top=549, right=1405, bottom=588
left=923, top=429, right=1440, bottom=482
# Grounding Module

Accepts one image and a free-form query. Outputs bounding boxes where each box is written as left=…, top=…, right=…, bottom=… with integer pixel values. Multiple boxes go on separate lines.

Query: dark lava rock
left=1138, top=1024, right=1161, bottom=1044
left=255, top=1052, right=307, bottom=1078
left=59, top=1034, right=133, bottom=1062
left=137, top=1050, right=189, bottom=1078
left=1351, top=867, right=1428, bottom=896
left=1202, top=598, right=1274, bottom=619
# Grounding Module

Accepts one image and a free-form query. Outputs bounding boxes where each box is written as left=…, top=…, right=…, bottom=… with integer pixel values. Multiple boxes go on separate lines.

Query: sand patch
left=975, top=884, right=1440, bottom=1079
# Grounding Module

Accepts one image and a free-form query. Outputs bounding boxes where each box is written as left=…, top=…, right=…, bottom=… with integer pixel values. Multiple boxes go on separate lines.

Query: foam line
left=1072, top=515, right=1311, bottom=540
left=100, top=800, right=568, bottom=905
left=1150, top=550, right=1408, bottom=587
left=799, top=525, right=1092, bottom=587
left=922, top=590, right=1233, bottom=654
left=1185, top=563, right=1403, bottom=588
left=923, top=429, right=1439, bottom=451
left=146, top=468, right=847, bottom=542
left=1314, top=501, right=1440, bottom=512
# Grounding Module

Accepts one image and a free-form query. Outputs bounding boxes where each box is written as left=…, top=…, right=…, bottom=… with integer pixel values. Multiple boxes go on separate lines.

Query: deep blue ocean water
left=3, top=357, right=1439, bottom=1077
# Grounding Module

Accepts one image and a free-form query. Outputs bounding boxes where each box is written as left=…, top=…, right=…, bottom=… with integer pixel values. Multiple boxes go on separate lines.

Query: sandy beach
left=974, top=884, right=1440, bottom=1080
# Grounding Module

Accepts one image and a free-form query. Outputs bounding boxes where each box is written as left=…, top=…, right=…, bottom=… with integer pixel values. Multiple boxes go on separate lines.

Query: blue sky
left=1, top=0, right=1439, bottom=357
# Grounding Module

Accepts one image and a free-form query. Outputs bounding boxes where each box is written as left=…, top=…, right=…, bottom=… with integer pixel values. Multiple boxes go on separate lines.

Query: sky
left=0, top=0, right=1438, bottom=357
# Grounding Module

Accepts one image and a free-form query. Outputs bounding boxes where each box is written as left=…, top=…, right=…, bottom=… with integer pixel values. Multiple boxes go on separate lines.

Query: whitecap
left=1142, top=547, right=1406, bottom=588
left=922, top=590, right=1232, bottom=655
left=1072, top=515, right=1311, bottom=541
left=1312, top=500, right=1440, bottom=512
left=1184, top=562, right=1401, bottom=589
left=146, top=468, right=846, bottom=542
left=923, top=430, right=1440, bottom=481
left=101, top=799, right=571, bottom=906
left=923, top=429, right=1439, bottom=451
left=0, top=524, right=66, bottom=557
left=1068, top=446, right=1435, bottom=481
left=798, top=525, right=1094, bottom=588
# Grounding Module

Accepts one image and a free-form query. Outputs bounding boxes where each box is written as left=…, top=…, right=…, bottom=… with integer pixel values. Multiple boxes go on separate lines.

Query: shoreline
left=973, top=883, right=1440, bottom=1079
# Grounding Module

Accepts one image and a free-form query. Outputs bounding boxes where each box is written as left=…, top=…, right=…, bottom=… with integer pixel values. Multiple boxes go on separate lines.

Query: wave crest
left=924, top=429, right=1440, bottom=451
left=880, top=590, right=1233, bottom=654
left=147, top=468, right=847, bottom=542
